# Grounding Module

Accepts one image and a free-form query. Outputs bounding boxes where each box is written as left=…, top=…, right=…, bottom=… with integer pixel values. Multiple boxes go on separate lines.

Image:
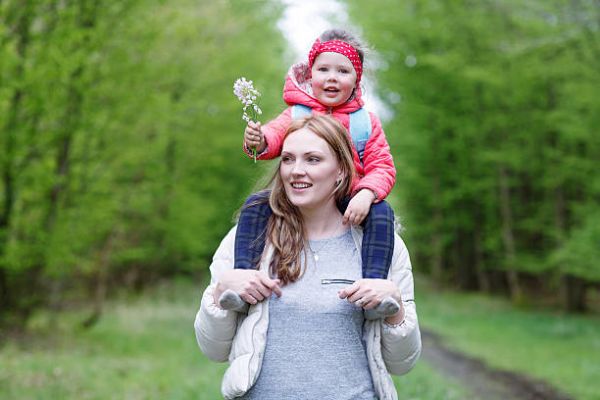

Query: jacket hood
left=282, top=62, right=364, bottom=113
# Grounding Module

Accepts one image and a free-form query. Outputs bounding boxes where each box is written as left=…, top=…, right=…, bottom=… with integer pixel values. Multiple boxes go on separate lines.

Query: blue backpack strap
left=291, top=104, right=313, bottom=119
left=349, top=108, right=372, bottom=165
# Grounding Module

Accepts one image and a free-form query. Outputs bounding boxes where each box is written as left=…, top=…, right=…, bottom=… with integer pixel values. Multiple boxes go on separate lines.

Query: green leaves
left=347, top=0, right=600, bottom=303
left=0, top=0, right=285, bottom=324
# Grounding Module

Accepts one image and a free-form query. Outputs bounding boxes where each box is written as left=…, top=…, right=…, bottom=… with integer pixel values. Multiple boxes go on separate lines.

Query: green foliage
left=552, top=209, right=600, bottom=281
left=346, top=0, right=600, bottom=298
left=0, top=0, right=286, bottom=323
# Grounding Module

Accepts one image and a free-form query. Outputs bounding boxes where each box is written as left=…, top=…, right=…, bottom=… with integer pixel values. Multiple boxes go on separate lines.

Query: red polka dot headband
left=308, top=39, right=363, bottom=84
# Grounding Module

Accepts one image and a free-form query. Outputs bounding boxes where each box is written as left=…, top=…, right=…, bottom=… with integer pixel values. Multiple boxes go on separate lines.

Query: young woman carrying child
left=230, top=28, right=398, bottom=318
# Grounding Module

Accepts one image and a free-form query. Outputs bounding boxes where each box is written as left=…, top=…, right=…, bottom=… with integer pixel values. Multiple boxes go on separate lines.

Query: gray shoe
left=364, top=297, right=400, bottom=320
left=218, top=289, right=249, bottom=313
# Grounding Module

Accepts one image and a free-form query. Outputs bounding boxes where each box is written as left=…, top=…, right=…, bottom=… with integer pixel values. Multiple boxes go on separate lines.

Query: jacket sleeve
left=194, top=227, right=239, bottom=362
left=242, top=108, right=292, bottom=160
left=354, top=113, right=396, bottom=201
left=380, top=234, right=421, bottom=375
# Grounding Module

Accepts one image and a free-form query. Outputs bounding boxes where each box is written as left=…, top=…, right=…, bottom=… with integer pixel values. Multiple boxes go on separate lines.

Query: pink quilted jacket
left=249, top=63, right=396, bottom=200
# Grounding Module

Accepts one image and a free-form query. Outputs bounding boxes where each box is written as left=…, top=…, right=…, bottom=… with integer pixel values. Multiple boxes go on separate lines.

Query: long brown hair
left=266, top=115, right=356, bottom=285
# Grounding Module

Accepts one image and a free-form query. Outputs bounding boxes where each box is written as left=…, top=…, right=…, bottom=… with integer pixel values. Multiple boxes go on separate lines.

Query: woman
left=194, top=115, right=421, bottom=400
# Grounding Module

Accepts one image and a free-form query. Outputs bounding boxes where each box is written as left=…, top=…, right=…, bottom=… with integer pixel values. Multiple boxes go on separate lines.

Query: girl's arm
left=354, top=113, right=396, bottom=201
left=242, top=108, right=292, bottom=160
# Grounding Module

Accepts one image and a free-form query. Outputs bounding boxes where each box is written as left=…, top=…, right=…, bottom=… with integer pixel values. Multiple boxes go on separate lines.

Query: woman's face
left=280, top=127, right=342, bottom=211
left=310, top=52, right=357, bottom=107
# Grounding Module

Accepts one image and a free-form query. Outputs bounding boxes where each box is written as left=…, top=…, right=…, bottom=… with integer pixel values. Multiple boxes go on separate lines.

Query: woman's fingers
left=218, top=270, right=281, bottom=305
left=338, top=281, right=359, bottom=299
left=340, top=279, right=401, bottom=309
left=253, top=281, right=273, bottom=300
left=240, top=272, right=282, bottom=304
left=259, top=275, right=282, bottom=297
left=361, top=298, right=380, bottom=310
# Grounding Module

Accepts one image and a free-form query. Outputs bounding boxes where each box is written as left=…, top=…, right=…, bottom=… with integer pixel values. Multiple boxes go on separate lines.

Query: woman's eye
left=282, top=156, right=293, bottom=163
left=308, top=157, right=320, bottom=163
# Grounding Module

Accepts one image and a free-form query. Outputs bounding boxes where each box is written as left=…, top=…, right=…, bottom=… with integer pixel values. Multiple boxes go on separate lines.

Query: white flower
left=233, top=77, right=262, bottom=122
left=233, top=77, right=263, bottom=162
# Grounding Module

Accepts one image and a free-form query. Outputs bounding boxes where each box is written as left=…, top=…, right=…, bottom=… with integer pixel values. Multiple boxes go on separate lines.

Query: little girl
left=234, top=28, right=396, bottom=313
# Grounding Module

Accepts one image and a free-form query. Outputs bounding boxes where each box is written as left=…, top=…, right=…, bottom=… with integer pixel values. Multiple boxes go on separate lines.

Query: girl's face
left=280, top=127, right=342, bottom=211
left=310, top=52, right=357, bottom=108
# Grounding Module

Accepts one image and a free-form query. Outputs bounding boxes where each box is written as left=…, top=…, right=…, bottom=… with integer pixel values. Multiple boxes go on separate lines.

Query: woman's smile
left=290, top=181, right=312, bottom=190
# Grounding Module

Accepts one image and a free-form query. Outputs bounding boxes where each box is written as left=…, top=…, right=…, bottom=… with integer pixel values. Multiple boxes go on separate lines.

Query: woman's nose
left=291, top=161, right=306, bottom=175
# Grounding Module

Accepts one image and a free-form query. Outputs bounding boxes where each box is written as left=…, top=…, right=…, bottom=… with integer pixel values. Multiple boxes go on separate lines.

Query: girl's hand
left=214, top=269, right=282, bottom=306
left=343, top=189, right=376, bottom=225
left=338, top=279, right=405, bottom=325
left=244, top=121, right=266, bottom=153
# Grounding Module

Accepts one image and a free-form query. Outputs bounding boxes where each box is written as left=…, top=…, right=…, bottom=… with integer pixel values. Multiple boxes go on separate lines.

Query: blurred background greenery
left=1, top=0, right=599, bottom=399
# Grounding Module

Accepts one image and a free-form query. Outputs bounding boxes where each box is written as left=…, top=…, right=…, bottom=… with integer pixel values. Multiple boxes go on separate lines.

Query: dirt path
left=421, top=329, right=574, bottom=400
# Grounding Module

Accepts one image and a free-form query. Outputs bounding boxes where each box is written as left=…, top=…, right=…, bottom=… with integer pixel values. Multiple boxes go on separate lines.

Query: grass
left=0, top=278, right=468, bottom=400
left=416, top=276, right=600, bottom=400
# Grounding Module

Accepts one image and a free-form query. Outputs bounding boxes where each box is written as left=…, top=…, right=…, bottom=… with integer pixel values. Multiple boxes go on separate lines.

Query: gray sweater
left=240, top=230, right=377, bottom=399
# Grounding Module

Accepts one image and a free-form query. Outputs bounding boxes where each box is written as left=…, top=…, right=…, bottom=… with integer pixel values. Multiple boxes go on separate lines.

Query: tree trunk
left=81, top=231, right=115, bottom=329
left=474, top=212, right=490, bottom=292
left=553, top=186, right=588, bottom=311
left=0, top=1, right=33, bottom=323
left=561, top=275, right=587, bottom=312
left=431, top=175, right=444, bottom=284
left=498, top=166, right=523, bottom=302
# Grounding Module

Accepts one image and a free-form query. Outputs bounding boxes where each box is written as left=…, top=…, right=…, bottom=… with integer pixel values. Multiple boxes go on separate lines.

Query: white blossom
left=233, top=77, right=262, bottom=123
left=233, top=77, right=263, bottom=162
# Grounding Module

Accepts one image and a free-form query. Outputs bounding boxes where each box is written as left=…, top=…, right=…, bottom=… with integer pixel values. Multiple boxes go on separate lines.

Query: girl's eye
left=308, top=156, right=320, bottom=163
left=318, top=67, right=328, bottom=72
left=282, top=156, right=293, bottom=163
left=340, top=68, right=349, bottom=74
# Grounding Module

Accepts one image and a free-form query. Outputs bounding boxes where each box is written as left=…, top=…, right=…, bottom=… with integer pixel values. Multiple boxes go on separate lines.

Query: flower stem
left=251, top=108, right=259, bottom=163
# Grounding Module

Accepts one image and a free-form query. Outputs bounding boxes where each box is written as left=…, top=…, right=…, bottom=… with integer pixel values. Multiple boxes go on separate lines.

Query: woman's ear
left=335, top=171, right=343, bottom=186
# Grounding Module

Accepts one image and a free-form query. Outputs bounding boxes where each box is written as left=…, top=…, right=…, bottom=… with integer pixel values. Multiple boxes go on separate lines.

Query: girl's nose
left=326, top=71, right=337, bottom=81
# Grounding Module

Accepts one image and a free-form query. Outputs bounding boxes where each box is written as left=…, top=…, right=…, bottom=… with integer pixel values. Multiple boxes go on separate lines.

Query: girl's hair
left=265, top=114, right=356, bottom=285
left=319, top=28, right=367, bottom=64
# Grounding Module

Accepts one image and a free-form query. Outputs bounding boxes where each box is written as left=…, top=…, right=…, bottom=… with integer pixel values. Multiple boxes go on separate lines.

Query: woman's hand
left=343, top=189, right=376, bottom=225
left=214, top=269, right=281, bottom=306
left=338, top=279, right=405, bottom=324
left=244, top=121, right=266, bottom=153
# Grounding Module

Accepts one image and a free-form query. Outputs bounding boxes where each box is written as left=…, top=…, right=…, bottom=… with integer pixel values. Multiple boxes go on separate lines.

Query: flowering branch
left=233, top=77, right=262, bottom=162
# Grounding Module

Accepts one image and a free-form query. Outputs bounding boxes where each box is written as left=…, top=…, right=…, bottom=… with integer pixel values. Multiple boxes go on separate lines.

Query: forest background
left=0, top=0, right=599, bottom=398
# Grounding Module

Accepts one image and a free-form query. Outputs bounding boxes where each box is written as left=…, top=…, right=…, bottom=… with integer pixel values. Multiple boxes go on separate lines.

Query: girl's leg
left=234, top=191, right=272, bottom=270
left=361, top=200, right=395, bottom=279
left=336, top=197, right=395, bottom=278
left=337, top=198, right=399, bottom=319
left=361, top=200, right=398, bottom=320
